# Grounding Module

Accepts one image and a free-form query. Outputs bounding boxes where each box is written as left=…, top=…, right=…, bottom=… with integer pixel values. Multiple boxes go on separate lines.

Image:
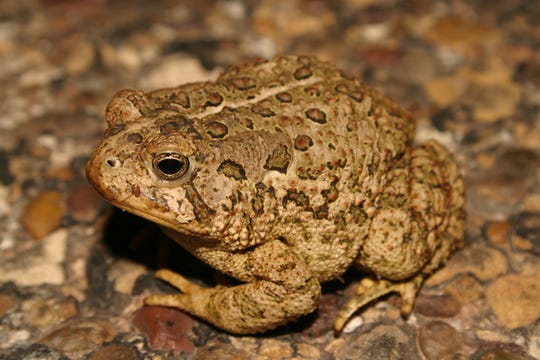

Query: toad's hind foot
left=144, top=269, right=205, bottom=309
left=333, top=276, right=423, bottom=332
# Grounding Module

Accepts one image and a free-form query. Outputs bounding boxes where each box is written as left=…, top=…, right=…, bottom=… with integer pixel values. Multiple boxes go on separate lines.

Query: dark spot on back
left=230, top=76, right=257, bottom=90
left=160, top=121, right=181, bottom=135
left=105, top=124, right=126, bottom=138
left=294, top=66, right=312, bottom=80
left=127, top=132, right=143, bottom=144
left=264, top=144, right=291, bottom=174
left=305, top=108, right=327, bottom=124
left=204, top=93, right=224, bottom=107
left=294, top=135, right=314, bottom=151
left=217, top=159, right=247, bottom=181
left=205, top=121, right=229, bottom=138
left=304, top=87, right=320, bottom=97
left=275, top=92, right=292, bottom=103
left=173, top=91, right=191, bottom=108
left=252, top=104, right=276, bottom=118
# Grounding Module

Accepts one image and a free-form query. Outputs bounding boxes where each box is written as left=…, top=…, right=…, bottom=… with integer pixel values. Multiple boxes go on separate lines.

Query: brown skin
left=87, top=55, right=465, bottom=334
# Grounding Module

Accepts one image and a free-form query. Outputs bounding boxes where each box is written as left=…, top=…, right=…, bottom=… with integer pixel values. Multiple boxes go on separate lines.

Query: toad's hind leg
left=334, top=140, right=465, bottom=332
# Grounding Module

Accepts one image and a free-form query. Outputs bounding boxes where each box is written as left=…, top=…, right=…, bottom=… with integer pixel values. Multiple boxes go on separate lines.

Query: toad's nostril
left=106, top=158, right=120, bottom=168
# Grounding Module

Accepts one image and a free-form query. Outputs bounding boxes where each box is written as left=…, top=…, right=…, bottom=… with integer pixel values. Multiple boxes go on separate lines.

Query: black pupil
left=158, top=158, right=185, bottom=175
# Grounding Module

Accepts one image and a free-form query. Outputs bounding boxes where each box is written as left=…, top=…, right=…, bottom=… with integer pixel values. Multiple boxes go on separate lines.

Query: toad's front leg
left=144, top=240, right=321, bottom=334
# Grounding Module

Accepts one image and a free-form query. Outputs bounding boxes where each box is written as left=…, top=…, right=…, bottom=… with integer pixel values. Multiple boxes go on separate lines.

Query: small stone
left=514, top=58, right=540, bottom=87
left=427, top=243, right=508, bottom=285
left=459, top=58, right=521, bottom=123
left=463, top=83, right=521, bottom=123
left=0, top=229, right=67, bottom=286
left=0, top=150, right=14, bottom=185
left=40, top=320, right=117, bottom=358
left=510, top=212, right=540, bottom=254
left=425, top=75, right=467, bottom=106
left=0, top=294, right=14, bottom=317
left=133, top=306, right=195, bottom=352
left=487, top=273, right=540, bottom=329
left=67, top=184, right=103, bottom=223
left=524, top=194, right=540, bottom=212
left=484, top=220, right=511, bottom=245
left=139, top=55, right=220, bottom=89
left=88, top=343, right=138, bottom=360
left=467, top=171, right=528, bottom=219
left=259, top=339, right=294, bottom=358
left=22, top=191, right=65, bottom=240
left=44, top=166, right=75, bottom=182
left=444, top=275, right=484, bottom=305
left=330, top=324, right=418, bottom=360
left=423, top=15, right=501, bottom=51
left=4, top=343, right=69, bottom=360
left=194, top=339, right=252, bottom=360
left=414, top=294, right=461, bottom=318
left=470, top=344, right=535, bottom=360
left=22, top=296, right=78, bottom=329
left=418, top=321, right=465, bottom=360
left=296, top=343, right=321, bottom=359
left=108, top=260, right=146, bottom=294
left=65, top=39, right=95, bottom=75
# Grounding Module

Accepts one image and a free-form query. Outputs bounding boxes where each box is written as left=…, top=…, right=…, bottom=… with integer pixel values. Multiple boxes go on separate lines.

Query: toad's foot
left=144, top=269, right=205, bottom=307
left=144, top=269, right=209, bottom=309
left=333, top=276, right=423, bottom=332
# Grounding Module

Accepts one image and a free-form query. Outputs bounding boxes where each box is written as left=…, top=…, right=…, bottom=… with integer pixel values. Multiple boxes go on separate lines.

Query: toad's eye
left=152, top=152, right=190, bottom=181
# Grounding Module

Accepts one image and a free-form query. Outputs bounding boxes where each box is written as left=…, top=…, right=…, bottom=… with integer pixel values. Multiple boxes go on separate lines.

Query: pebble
left=296, top=343, right=321, bottom=359
left=426, top=243, right=508, bottom=285
left=88, top=343, right=139, bottom=360
left=514, top=58, right=540, bottom=87
left=22, top=296, right=78, bottom=329
left=428, top=57, right=522, bottom=123
left=524, top=194, right=540, bottom=212
left=329, top=324, right=418, bottom=360
left=4, top=343, right=69, bottom=360
left=418, top=321, right=465, bottom=360
left=484, top=220, right=511, bottom=245
left=510, top=212, right=540, bottom=254
left=423, top=15, right=501, bottom=52
left=444, top=275, right=484, bottom=305
left=132, top=306, right=195, bottom=352
left=0, top=294, right=14, bottom=317
left=414, top=293, right=461, bottom=318
left=194, top=339, right=252, bottom=360
left=138, top=55, right=220, bottom=89
left=0, top=229, right=67, bottom=286
left=487, top=273, right=540, bottom=329
left=467, top=171, right=528, bottom=219
left=108, top=259, right=147, bottom=294
left=258, top=339, right=294, bottom=359
left=39, top=320, right=117, bottom=358
left=425, top=75, right=467, bottom=106
left=66, top=184, right=103, bottom=223
left=470, top=345, right=535, bottom=360
left=21, top=191, right=65, bottom=240
left=64, top=39, right=96, bottom=75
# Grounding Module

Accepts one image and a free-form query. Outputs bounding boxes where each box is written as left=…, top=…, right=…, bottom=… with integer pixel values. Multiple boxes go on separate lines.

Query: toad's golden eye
left=152, top=152, right=190, bottom=181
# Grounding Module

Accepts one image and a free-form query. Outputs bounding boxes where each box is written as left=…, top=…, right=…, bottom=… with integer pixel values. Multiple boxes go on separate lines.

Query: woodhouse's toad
left=86, top=55, right=465, bottom=334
